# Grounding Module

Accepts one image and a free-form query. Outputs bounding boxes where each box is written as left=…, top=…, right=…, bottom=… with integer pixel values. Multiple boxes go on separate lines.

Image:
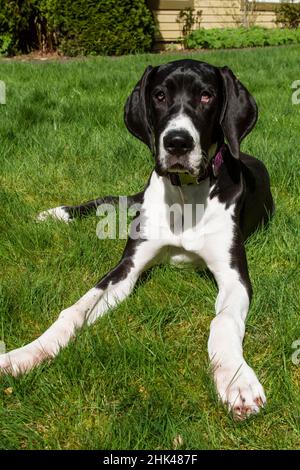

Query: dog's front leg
left=0, top=238, right=162, bottom=376
left=201, top=231, right=266, bottom=419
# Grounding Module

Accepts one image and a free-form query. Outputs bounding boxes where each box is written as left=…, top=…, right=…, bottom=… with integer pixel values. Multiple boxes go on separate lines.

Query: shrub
left=275, top=2, right=300, bottom=29
left=185, top=26, right=300, bottom=50
left=0, top=0, right=156, bottom=56
left=0, top=0, right=42, bottom=55
left=176, top=7, right=202, bottom=42
left=0, top=33, right=12, bottom=55
left=49, top=0, right=156, bottom=56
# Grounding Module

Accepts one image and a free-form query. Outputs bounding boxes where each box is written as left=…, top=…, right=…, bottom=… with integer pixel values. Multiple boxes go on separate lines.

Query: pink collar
left=212, top=144, right=226, bottom=178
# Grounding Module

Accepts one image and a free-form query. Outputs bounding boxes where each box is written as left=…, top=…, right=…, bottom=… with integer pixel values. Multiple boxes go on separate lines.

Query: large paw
left=37, top=206, right=72, bottom=223
left=213, top=361, right=266, bottom=420
left=0, top=345, right=46, bottom=377
left=0, top=350, right=28, bottom=376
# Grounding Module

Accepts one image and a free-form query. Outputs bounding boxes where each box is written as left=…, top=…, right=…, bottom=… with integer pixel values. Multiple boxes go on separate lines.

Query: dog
left=0, top=60, right=274, bottom=420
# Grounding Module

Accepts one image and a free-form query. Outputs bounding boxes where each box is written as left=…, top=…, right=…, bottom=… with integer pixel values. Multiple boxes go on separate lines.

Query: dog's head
left=124, top=59, right=257, bottom=177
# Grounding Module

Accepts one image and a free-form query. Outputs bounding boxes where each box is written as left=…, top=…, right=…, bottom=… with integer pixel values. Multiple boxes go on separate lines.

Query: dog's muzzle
left=163, top=130, right=195, bottom=172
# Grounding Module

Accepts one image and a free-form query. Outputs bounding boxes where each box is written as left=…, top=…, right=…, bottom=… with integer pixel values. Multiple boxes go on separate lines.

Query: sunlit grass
left=0, top=45, right=300, bottom=449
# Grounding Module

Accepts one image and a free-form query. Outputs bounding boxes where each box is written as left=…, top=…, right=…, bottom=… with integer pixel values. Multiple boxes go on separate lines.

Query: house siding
left=151, top=0, right=276, bottom=43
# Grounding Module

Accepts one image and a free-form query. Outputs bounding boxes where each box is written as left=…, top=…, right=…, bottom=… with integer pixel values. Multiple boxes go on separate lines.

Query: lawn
left=0, top=45, right=300, bottom=450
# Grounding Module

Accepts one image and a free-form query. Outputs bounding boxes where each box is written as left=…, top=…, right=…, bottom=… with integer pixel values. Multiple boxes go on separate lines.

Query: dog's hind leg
left=0, top=237, right=163, bottom=376
left=37, top=191, right=144, bottom=222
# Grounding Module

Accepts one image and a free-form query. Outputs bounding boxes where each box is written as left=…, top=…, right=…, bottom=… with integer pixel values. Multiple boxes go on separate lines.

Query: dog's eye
left=155, top=91, right=166, bottom=102
left=200, top=92, right=212, bottom=104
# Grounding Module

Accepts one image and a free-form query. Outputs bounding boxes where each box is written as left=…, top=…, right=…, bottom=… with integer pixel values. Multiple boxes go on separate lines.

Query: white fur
left=37, top=206, right=72, bottom=223
left=159, top=113, right=202, bottom=175
left=0, top=172, right=265, bottom=418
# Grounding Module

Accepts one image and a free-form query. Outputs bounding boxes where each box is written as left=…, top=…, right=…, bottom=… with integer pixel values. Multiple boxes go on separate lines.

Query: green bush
left=0, top=0, right=42, bottom=55
left=50, top=0, right=155, bottom=56
left=185, top=26, right=300, bottom=50
left=275, top=2, right=300, bottom=29
left=0, top=33, right=12, bottom=55
left=0, top=0, right=156, bottom=56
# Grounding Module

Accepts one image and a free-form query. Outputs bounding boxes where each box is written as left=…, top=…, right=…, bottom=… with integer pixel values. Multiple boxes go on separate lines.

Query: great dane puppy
left=0, top=60, right=274, bottom=419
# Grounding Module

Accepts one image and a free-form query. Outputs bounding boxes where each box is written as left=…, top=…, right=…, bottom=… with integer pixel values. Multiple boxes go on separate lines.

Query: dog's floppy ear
left=124, top=65, right=155, bottom=153
left=219, top=66, right=257, bottom=159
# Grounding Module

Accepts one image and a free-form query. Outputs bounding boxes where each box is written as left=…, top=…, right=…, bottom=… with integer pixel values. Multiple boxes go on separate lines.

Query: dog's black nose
left=163, top=130, right=194, bottom=156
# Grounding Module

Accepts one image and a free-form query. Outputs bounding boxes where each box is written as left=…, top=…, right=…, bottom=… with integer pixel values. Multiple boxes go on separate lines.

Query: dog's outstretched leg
left=0, top=237, right=162, bottom=376
left=37, top=191, right=144, bottom=222
left=207, top=268, right=266, bottom=420
left=197, top=205, right=266, bottom=420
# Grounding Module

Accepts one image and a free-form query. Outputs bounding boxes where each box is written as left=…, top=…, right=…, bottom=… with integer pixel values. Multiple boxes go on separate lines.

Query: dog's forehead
left=152, top=60, right=219, bottom=89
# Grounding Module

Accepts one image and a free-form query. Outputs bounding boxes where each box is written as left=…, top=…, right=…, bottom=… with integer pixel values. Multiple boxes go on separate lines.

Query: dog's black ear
left=219, top=66, right=257, bottom=159
left=124, top=65, right=155, bottom=152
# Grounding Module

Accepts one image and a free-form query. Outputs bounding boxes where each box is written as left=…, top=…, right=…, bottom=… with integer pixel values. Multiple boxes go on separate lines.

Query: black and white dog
left=0, top=60, right=274, bottom=419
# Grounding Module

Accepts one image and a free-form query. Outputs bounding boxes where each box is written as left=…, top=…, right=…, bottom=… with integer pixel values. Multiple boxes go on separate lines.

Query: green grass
left=0, top=45, right=300, bottom=450
left=185, top=26, right=300, bottom=50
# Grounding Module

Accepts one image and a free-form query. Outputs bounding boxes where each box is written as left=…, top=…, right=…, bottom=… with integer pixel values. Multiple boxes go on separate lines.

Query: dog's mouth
left=156, top=158, right=200, bottom=178
left=168, top=163, right=187, bottom=173
left=163, top=154, right=200, bottom=176
left=156, top=150, right=214, bottom=182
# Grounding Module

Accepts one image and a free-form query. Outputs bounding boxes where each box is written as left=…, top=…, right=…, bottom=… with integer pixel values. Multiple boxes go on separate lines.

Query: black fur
left=219, top=66, right=258, bottom=160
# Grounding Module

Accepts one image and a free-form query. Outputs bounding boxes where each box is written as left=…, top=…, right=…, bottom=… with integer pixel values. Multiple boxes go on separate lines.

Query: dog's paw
left=0, top=351, right=31, bottom=377
left=213, top=361, right=266, bottom=420
left=36, top=206, right=73, bottom=223
left=0, top=346, right=44, bottom=377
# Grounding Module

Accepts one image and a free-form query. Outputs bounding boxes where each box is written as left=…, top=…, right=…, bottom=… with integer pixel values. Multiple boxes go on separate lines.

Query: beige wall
left=195, top=1, right=276, bottom=28
left=195, top=0, right=238, bottom=29
left=152, top=0, right=276, bottom=43
left=256, top=10, right=277, bottom=28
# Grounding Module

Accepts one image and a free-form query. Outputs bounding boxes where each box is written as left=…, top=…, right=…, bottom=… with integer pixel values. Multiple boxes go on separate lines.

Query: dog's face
left=149, top=62, right=222, bottom=176
left=125, top=60, right=257, bottom=177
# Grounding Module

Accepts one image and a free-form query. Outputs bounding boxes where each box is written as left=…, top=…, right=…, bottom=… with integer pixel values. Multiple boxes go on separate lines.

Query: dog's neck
left=167, top=143, right=226, bottom=187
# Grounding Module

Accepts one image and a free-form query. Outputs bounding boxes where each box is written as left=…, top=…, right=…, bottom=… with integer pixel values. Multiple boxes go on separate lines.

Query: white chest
left=141, top=172, right=235, bottom=261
